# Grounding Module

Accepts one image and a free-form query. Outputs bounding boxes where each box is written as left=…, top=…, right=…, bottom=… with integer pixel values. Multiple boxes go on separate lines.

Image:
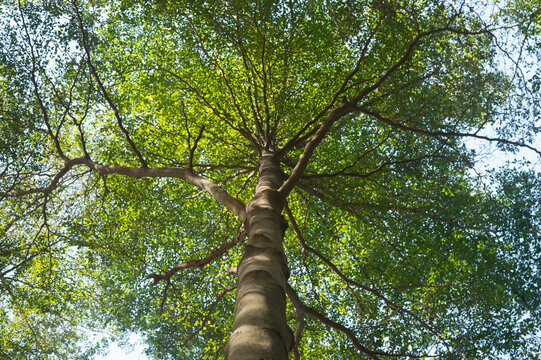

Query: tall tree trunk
left=226, top=152, right=293, bottom=360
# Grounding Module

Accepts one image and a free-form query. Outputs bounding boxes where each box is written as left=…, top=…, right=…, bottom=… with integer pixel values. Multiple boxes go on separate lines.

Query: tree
left=1, top=0, right=540, bottom=359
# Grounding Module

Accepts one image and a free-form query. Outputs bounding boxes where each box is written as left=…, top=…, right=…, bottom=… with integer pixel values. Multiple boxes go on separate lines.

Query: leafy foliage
left=1, top=0, right=540, bottom=359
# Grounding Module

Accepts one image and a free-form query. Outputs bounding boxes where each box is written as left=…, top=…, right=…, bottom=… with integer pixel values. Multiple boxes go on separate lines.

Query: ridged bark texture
left=226, top=153, right=292, bottom=360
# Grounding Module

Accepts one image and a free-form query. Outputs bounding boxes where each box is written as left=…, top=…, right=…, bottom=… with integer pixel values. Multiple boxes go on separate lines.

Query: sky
left=95, top=334, right=150, bottom=360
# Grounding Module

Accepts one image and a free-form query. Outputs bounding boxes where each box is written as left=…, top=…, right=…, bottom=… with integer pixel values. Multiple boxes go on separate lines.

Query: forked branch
left=278, top=102, right=355, bottom=196
left=188, top=126, right=205, bottom=171
left=284, top=283, right=379, bottom=359
left=73, top=1, right=148, bottom=167
left=360, top=107, right=541, bottom=157
left=286, top=283, right=433, bottom=359
left=147, top=230, right=246, bottom=285
left=285, top=203, right=447, bottom=346
left=1, top=158, right=247, bottom=220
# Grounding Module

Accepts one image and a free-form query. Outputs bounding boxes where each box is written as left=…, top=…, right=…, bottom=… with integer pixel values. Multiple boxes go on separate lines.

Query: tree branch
left=188, top=126, right=205, bottom=171
left=183, top=14, right=259, bottom=150
left=278, top=23, right=475, bottom=197
left=157, top=65, right=261, bottom=151
left=147, top=230, right=246, bottom=285
left=0, top=158, right=87, bottom=198
left=87, top=161, right=247, bottom=220
left=301, top=147, right=443, bottom=179
left=278, top=102, right=355, bottom=196
left=359, top=107, right=541, bottom=157
left=18, top=1, right=67, bottom=162
left=286, top=283, right=433, bottom=359
left=180, top=285, right=237, bottom=349
left=1, top=158, right=247, bottom=220
left=159, top=280, right=171, bottom=314
left=285, top=202, right=447, bottom=345
left=278, top=19, right=382, bottom=156
left=285, top=282, right=306, bottom=360
left=285, top=283, right=381, bottom=359
left=73, top=1, right=148, bottom=167
left=298, top=178, right=514, bottom=235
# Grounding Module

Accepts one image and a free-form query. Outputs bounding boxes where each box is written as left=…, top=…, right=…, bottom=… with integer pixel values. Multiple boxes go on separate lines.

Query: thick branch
left=147, top=230, right=246, bottom=285
left=86, top=161, right=247, bottom=220
left=1, top=158, right=247, bottom=220
left=278, top=25, right=466, bottom=197
left=278, top=103, right=354, bottom=196
left=279, top=24, right=441, bottom=159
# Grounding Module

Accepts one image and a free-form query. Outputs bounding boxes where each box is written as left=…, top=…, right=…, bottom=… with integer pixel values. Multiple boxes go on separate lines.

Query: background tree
left=1, top=0, right=540, bottom=359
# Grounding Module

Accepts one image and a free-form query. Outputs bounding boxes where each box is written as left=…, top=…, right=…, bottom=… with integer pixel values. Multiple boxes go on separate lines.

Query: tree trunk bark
left=226, top=152, right=293, bottom=360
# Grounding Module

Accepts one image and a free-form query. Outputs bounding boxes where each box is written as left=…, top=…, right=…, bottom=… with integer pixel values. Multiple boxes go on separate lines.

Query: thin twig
left=72, top=1, right=147, bottom=167
left=285, top=202, right=447, bottom=345
left=180, top=285, right=237, bottom=348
